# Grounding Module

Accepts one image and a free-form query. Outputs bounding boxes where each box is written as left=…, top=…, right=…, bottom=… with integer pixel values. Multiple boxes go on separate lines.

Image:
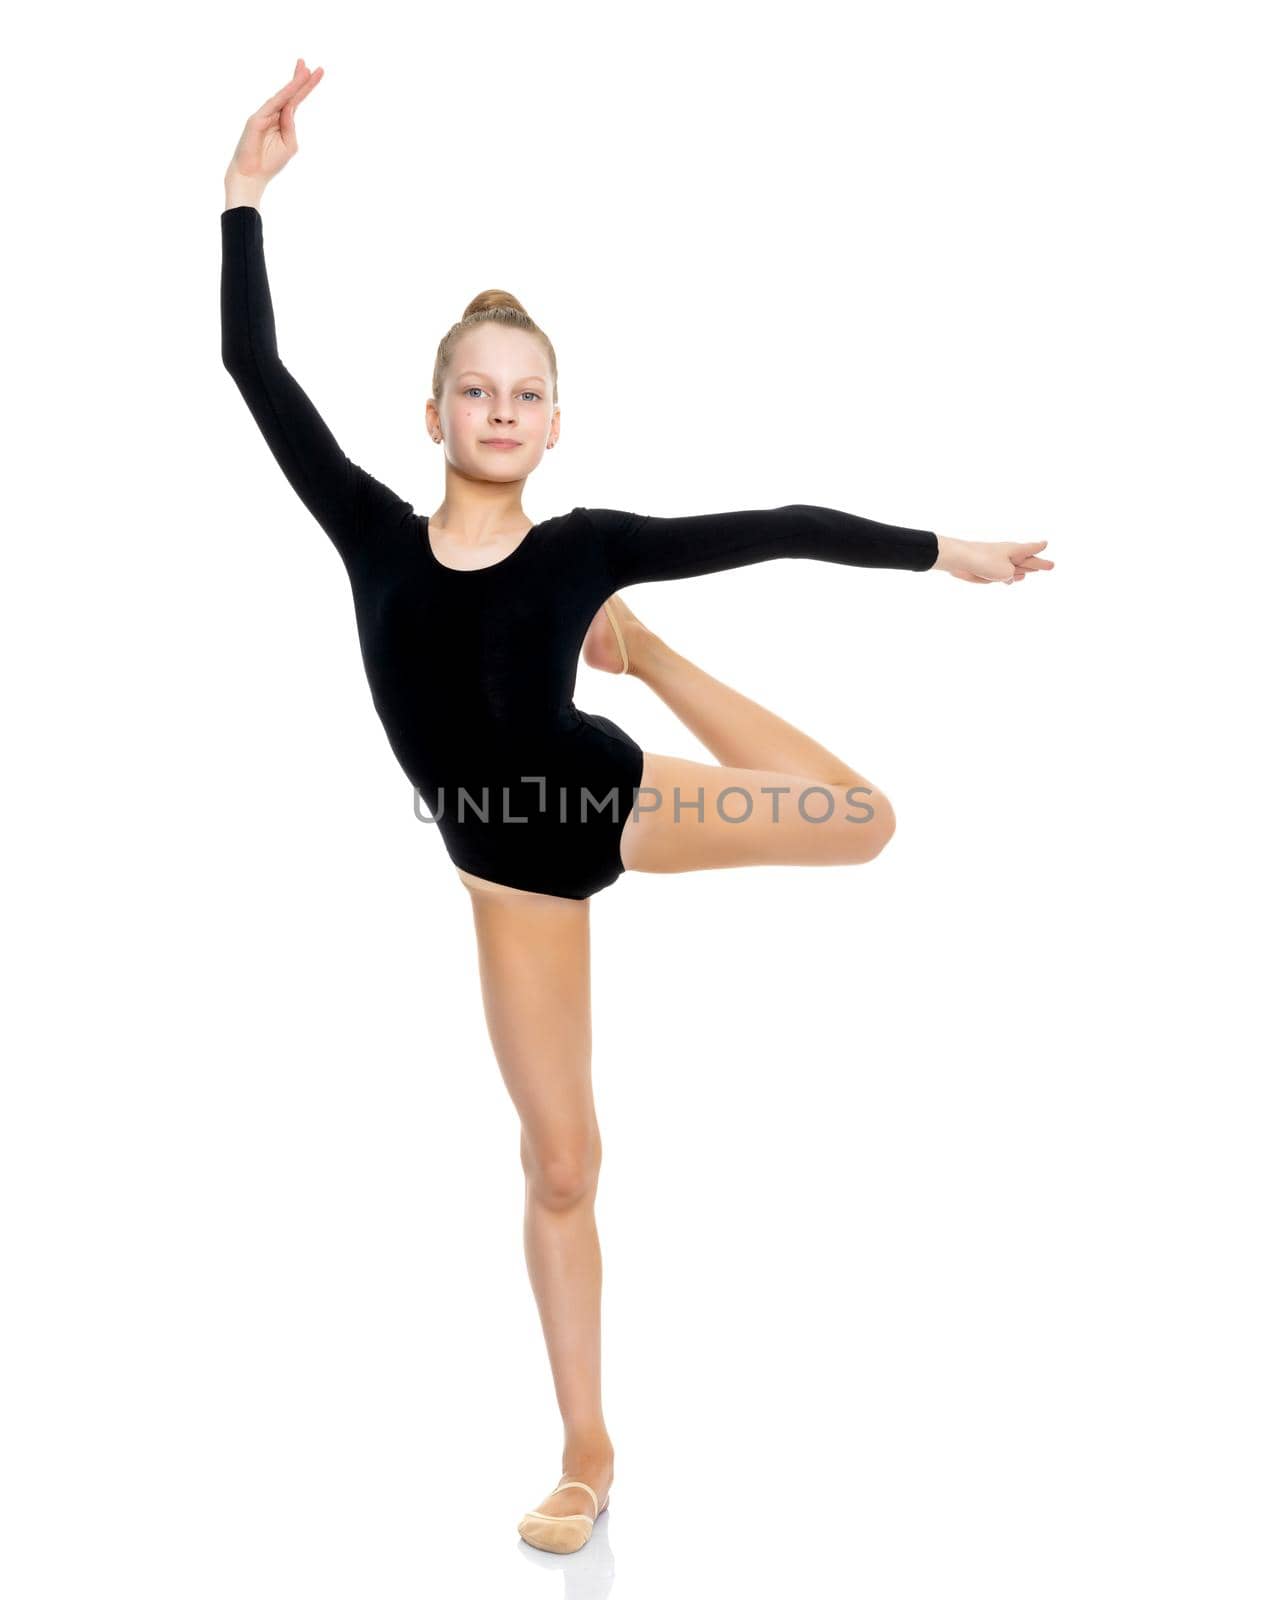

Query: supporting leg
left=461, top=878, right=615, bottom=1531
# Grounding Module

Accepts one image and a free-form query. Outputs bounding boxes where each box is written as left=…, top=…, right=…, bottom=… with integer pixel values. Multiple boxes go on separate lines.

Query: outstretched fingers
left=992, top=540, right=1055, bottom=583
left=286, top=64, right=324, bottom=118
left=254, top=60, right=322, bottom=123
left=255, top=61, right=309, bottom=117
left=1011, top=540, right=1053, bottom=571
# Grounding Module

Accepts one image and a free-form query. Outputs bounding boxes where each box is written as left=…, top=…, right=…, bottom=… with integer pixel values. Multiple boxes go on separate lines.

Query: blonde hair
left=432, top=289, right=558, bottom=404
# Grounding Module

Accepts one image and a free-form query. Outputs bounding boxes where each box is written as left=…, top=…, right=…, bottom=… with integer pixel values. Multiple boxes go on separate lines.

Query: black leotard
left=220, top=204, right=940, bottom=898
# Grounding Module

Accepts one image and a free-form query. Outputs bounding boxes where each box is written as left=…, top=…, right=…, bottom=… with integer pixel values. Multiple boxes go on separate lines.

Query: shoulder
left=573, top=506, right=638, bottom=535
left=527, top=506, right=616, bottom=578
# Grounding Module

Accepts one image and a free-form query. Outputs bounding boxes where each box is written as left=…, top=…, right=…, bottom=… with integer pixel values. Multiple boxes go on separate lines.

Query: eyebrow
left=455, top=371, right=547, bottom=385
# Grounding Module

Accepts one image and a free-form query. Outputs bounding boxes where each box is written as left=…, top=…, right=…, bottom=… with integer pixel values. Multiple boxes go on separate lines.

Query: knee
left=853, top=792, right=897, bottom=862
left=523, top=1134, right=603, bottom=1208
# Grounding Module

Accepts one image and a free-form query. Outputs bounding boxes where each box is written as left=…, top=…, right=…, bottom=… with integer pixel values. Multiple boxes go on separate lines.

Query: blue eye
left=463, top=387, right=543, bottom=402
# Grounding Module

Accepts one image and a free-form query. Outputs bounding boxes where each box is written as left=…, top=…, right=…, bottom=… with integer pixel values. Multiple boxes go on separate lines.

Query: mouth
left=481, top=440, right=522, bottom=450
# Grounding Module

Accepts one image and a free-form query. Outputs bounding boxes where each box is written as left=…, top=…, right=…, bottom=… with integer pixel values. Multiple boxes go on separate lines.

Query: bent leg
left=619, top=750, right=895, bottom=875
left=459, top=877, right=614, bottom=1520
left=603, top=597, right=896, bottom=876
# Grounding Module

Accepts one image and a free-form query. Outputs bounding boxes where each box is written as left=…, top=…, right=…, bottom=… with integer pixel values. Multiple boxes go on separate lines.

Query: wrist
left=224, top=174, right=267, bottom=210
left=932, top=534, right=963, bottom=573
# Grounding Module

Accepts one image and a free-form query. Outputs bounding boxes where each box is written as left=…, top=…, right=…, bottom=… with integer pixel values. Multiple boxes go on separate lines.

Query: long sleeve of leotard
left=220, top=204, right=411, bottom=564
left=583, top=503, right=939, bottom=589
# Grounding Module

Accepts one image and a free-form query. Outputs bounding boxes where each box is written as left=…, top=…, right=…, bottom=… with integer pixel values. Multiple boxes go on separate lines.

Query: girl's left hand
left=940, top=537, right=1054, bottom=584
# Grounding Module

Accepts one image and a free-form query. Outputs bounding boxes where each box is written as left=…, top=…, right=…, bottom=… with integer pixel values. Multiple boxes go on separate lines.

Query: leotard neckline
left=419, top=514, right=549, bottom=575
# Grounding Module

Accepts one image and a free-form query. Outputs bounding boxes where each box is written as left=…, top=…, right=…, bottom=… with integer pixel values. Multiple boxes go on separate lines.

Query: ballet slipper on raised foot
left=516, top=1477, right=611, bottom=1554
left=603, top=598, right=630, bottom=673
left=583, top=592, right=646, bottom=676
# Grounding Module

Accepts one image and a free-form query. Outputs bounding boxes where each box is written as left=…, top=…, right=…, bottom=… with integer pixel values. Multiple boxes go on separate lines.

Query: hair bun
left=462, top=288, right=528, bottom=319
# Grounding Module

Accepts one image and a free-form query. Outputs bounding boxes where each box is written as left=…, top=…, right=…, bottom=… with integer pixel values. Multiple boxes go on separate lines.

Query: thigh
left=461, top=875, right=597, bottom=1163
left=618, top=751, right=894, bottom=876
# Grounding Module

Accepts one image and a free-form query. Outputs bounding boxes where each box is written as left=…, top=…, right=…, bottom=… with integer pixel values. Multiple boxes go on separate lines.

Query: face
left=426, top=326, right=559, bottom=479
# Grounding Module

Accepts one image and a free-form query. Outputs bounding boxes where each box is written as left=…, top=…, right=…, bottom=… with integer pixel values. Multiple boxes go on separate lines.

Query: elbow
left=221, top=336, right=257, bottom=387
left=221, top=335, right=245, bottom=376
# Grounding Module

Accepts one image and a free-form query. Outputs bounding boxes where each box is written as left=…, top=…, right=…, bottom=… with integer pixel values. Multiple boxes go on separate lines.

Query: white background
left=3, top=1, right=1276, bottom=1595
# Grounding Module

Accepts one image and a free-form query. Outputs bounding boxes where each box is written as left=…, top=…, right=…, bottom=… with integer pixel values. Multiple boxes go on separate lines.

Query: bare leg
left=589, top=596, right=896, bottom=876
left=459, top=872, right=614, bottom=1528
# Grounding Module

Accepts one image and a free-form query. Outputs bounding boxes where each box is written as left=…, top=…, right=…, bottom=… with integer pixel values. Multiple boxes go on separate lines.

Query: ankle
left=562, top=1430, right=613, bottom=1468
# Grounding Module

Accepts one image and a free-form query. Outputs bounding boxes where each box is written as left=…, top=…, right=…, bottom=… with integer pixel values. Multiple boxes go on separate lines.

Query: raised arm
left=220, top=65, right=413, bottom=566
left=220, top=202, right=413, bottom=566
left=583, top=503, right=940, bottom=590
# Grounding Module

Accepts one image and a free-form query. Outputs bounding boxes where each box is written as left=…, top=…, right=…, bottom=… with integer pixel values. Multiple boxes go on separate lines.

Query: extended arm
left=583, top=503, right=940, bottom=590
left=220, top=203, right=410, bottom=564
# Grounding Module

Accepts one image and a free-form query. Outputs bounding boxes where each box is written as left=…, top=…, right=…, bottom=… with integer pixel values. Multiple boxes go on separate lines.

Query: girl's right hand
left=224, top=59, right=324, bottom=191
